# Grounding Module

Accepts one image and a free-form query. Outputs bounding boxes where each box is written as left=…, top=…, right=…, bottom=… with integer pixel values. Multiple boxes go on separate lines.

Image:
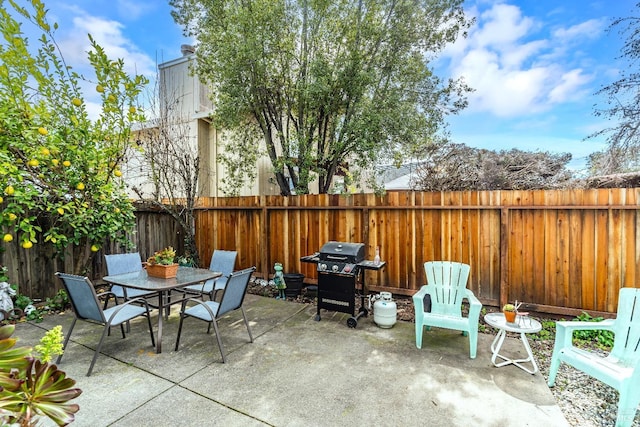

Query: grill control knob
left=332, top=265, right=339, bottom=272
left=319, top=263, right=327, bottom=271
left=344, top=266, right=351, bottom=273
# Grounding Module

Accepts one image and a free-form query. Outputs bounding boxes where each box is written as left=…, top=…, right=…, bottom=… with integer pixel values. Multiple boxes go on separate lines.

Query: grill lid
left=319, top=241, right=365, bottom=263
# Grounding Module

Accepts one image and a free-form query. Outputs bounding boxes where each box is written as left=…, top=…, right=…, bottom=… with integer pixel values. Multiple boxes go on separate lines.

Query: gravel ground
left=248, top=280, right=639, bottom=427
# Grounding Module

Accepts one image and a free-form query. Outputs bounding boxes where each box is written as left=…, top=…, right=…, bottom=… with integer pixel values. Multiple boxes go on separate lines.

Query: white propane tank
left=373, top=292, right=397, bottom=328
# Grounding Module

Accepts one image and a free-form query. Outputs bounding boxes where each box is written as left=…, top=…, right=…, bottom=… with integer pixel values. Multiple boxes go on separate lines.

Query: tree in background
left=587, top=2, right=640, bottom=175
left=170, top=0, right=471, bottom=195
left=412, top=143, right=573, bottom=191
left=0, top=0, right=147, bottom=275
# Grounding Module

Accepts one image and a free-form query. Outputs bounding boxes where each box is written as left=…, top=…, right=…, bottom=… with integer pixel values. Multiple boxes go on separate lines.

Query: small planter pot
left=503, top=310, right=517, bottom=323
left=146, top=263, right=179, bottom=279
left=283, top=273, right=305, bottom=298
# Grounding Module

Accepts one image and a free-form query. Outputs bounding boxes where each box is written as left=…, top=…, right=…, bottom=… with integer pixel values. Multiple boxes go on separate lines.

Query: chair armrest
left=412, top=286, right=429, bottom=305
left=463, top=288, right=481, bottom=307
left=554, top=319, right=616, bottom=349
left=463, top=289, right=482, bottom=320
left=105, top=297, right=152, bottom=323
left=180, top=297, right=217, bottom=320
left=97, top=291, right=117, bottom=299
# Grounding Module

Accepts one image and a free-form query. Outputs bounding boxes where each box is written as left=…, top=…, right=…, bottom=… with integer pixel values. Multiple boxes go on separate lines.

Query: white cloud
left=57, top=15, right=156, bottom=78
left=473, top=3, right=537, bottom=48
left=444, top=2, right=602, bottom=118
left=548, top=69, right=591, bottom=103
left=553, top=19, right=606, bottom=42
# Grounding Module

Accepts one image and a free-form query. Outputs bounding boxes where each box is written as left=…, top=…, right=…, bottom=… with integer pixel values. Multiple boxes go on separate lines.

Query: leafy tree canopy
left=170, top=0, right=472, bottom=195
left=0, top=0, right=147, bottom=274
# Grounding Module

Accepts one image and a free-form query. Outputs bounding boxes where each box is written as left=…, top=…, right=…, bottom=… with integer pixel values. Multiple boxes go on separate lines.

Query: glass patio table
left=103, top=266, right=221, bottom=353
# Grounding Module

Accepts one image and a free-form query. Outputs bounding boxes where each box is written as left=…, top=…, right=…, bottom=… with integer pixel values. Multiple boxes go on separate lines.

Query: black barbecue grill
left=301, top=241, right=386, bottom=328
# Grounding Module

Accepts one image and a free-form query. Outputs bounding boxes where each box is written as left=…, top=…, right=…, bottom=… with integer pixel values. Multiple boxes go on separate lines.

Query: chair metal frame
left=55, top=272, right=156, bottom=376
left=548, top=287, right=640, bottom=427
left=183, top=249, right=237, bottom=301
left=175, top=266, right=255, bottom=363
left=412, top=261, right=482, bottom=359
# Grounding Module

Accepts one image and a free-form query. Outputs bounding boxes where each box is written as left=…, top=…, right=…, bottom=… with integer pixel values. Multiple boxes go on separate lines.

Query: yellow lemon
left=38, top=127, right=48, bottom=136
left=57, top=208, right=64, bottom=215
left=129, top=106, right=136, bottom=113
left=8, top=213, right=16, bottom=221
left=40, top=147, right=50, bottom=156
left=4, top=186, right=14, bottom=196
left=51, top=159, right=59, bottom=166
left=114, top=170, right=122, bottom=177
left=2, top=234, right=12, bottom=242
left=27, top=159, right=39, bottom=167
left=90, top=244, right=100, bottom=252
left=22, top=241, right=33, bottom=249
left=62, top=160, right=71, bottom=167
left=72, top=98, right=82, bottom=107
left=0, top=196, right=3, bottom=203
left=114, top=207, right=121, bottom=214
left=107, top=94, right=116, bottom=102
left=76, top=182, right=85, bottom=191
left=96, top=84, right=105, bottom=93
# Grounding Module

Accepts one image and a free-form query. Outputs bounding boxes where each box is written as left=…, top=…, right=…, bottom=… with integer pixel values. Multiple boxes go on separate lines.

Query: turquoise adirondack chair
left=412, top=261, right=482, bottom=358
left=548, top=287, right=640, bottom=427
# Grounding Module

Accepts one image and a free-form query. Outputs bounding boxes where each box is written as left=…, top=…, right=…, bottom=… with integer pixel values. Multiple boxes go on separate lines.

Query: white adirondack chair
left=548, top=287, right=640, bottom=427
left=412, top=261, right=482, bottom=358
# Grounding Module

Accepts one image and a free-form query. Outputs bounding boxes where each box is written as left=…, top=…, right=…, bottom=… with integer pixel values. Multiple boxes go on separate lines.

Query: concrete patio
left=13, top=294, right=569, bottom=426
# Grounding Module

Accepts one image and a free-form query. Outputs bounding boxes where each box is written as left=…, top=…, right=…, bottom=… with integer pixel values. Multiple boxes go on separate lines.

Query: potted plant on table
left=502, top=303, right=517, bottom=323
left=146, top=247, right=178, bottom=278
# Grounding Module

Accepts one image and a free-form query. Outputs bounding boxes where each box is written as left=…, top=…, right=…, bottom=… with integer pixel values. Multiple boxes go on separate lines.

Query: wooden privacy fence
left=0, top=205, right=184, bottom=299
left=194, top=189, right=640, bottom=316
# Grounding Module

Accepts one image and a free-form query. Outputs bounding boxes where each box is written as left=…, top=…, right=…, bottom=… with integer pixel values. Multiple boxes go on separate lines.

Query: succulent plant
left=503, top=303, right=516, bottom=312
left=0, top=324, right=82, bottom=426
left=147, top=247, right=176, bottom=266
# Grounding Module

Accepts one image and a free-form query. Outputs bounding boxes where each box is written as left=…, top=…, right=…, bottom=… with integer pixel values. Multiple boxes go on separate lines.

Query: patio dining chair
left=175, top=266, right=255, bottom=363
left=104, top=253, right=155, bottom=304
left=548, top=287, right=640, bottom=427
left=55, top=272, right=156, bottom=376
left=182, top=250, right=237, bottom=301
left=412, top=261, right=482, bottom=359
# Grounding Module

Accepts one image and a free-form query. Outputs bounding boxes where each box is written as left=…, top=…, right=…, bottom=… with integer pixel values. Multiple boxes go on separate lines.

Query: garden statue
left=0, top=281, right=15, bottom=313
left=273, top=262, right=287, bottom=300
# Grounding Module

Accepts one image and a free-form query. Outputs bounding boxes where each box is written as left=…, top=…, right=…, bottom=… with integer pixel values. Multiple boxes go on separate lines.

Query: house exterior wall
left=147, top=53, right=281, bottom=197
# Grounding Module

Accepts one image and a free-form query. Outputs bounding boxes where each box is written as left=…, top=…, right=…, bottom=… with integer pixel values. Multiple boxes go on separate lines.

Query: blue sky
left=29, top=0, right=637, bottom=169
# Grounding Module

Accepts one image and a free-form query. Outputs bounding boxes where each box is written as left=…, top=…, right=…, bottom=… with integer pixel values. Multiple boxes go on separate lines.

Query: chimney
left=180, top=44, right=195, bottom=56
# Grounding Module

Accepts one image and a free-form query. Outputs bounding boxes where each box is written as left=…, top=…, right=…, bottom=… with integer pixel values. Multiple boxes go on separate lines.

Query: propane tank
left=372, top=292, right=397, bottom=328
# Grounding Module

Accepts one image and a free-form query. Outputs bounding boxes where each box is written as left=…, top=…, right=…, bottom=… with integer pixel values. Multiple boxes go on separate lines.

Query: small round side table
left=484, top=312, right=542, bottom=374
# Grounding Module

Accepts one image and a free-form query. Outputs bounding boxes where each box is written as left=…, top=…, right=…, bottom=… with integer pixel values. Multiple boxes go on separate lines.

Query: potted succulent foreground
left=502, top=303, right=517, bottom=323
left=146, top=247, right=178, bottom=278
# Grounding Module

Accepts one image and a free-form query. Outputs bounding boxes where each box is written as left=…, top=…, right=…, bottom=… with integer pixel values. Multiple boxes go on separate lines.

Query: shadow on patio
left=14, top=294, right=567, bottom=427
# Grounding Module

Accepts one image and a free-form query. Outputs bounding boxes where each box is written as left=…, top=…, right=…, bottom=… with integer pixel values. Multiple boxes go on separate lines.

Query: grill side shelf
left=300, top=254, right=320, bottom=264
left=358, top=260, right=387, bottom=270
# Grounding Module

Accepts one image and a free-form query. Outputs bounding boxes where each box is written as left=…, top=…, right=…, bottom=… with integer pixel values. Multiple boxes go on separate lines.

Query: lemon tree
left=0, top=0, right=148, bottom=274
